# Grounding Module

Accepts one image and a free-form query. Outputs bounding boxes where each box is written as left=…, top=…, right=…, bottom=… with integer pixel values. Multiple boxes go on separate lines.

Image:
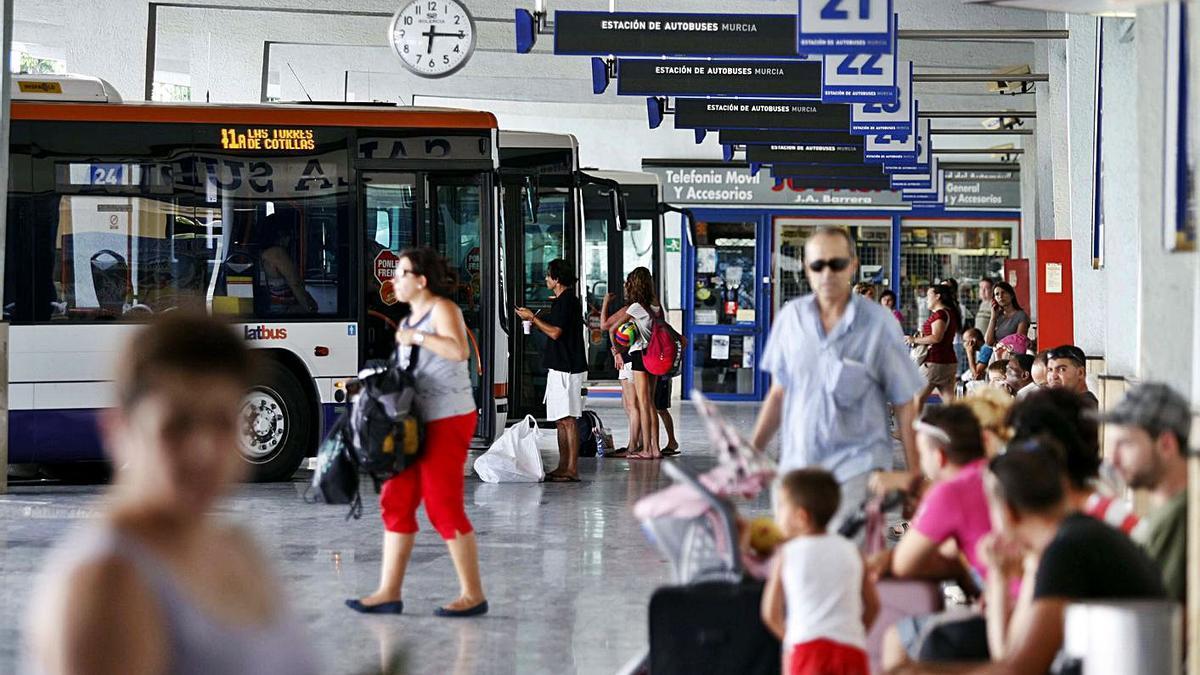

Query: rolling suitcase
left=648, top=580, right=781, bottom=675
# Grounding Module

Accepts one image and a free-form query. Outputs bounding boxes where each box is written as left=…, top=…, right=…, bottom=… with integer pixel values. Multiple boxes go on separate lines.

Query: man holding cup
left=516, top=259, right=588, bottom=482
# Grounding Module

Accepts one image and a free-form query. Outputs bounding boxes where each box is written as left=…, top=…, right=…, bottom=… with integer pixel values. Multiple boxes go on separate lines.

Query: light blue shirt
left=761, top=294, right=925, bottom=482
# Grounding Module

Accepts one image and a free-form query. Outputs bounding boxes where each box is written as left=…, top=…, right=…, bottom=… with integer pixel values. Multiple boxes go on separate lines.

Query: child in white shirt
left=761, top=469, right=879, bottom=675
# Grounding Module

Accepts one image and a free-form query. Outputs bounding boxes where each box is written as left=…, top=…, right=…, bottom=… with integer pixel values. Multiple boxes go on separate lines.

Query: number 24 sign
left=798, top=0, right=894, bottom=54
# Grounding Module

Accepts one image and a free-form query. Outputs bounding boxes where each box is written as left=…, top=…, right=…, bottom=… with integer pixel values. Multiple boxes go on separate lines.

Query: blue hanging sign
left=798, top=0, right=895, bottom=55
left=864, top=103, right=918, bottom=162
left=891, top=155, right=938, bottom=190
left=883, top=117, right=931, bottom=172
left=770, top=162, right=886, bottom=180
left=551, top=11, right=801, bottom=57
left=850, top=60, right=912, bottom=134
left=821, top=13, right=898, bottom=103
left=612, top=58, right=822, bottom=98
left=718, top=129, right=863, bottom=146
left=744, top=142, right=864, bottom=165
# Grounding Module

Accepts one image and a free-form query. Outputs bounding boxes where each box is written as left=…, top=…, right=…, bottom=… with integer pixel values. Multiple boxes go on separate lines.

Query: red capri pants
left=379, top=411, right=476, bottom=540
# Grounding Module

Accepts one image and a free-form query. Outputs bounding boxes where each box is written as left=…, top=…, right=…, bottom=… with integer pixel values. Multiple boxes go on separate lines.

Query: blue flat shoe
left=345, top=598, right=404, bottom=614
left=435, top=600, right=488, bottom=618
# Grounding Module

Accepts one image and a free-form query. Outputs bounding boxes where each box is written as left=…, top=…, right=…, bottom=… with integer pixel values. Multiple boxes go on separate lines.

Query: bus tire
left=239, top=359, right=312, bottom=482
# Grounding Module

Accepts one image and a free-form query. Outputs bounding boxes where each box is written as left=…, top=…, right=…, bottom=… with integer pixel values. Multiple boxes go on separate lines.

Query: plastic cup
left=522, top=320, right=532, bottom=334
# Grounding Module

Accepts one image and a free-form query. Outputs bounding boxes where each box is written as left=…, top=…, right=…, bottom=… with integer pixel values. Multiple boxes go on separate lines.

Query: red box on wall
left=1034, top=240, right=1074, bottom=350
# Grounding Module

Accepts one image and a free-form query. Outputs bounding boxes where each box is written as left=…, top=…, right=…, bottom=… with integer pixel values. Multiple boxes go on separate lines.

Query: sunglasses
left=807, top=257, right=851, bottom=273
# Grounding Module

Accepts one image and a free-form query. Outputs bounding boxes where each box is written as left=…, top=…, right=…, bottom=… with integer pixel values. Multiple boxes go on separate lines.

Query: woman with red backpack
left=601, top=267, right=662, bottom=460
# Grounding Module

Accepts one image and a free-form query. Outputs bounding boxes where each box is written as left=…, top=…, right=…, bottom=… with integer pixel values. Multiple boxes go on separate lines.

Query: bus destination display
left=220, top=127, right=317, bottom=151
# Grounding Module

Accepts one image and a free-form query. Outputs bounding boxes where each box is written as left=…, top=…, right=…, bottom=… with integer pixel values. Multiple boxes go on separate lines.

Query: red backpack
left=643, top=317, right=683, bottom=377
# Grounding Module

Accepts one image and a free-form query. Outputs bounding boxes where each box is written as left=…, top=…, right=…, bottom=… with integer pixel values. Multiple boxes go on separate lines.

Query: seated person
left=1009, top=388, right=1137, bottom=534
left=259, top=214, right=318, bottom=314
left=1106, top=383, right=1191, bottom=604
left=1045, top=345, right=1097, bottom=408
left=1030, top=351, right=1050, bottom=387
left=986, top=360, right=1010, bottom=394
left=1005, top=354, right=1038, bottom=399
left=891, top=438, right=1166, bottom=674
left=961, top=328, right=989, bottom=383
left=877, top=406, right=991, bottom=667
left=763, top=469, right=879, bottom=675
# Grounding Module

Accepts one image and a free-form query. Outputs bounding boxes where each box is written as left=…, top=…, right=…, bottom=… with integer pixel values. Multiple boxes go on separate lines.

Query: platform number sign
left=89, top=163, right=124, bottom=186
left=821, top=14, right=898, bottom=104
left=851, top=60, right=913, bottom=134
left=798, top=0, right=894, bottom=54
left=389, top=0, right=477, bottom=78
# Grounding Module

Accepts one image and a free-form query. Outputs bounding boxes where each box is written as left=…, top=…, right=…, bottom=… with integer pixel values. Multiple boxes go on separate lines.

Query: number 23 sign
left=798, top=0, right=894, bottom=54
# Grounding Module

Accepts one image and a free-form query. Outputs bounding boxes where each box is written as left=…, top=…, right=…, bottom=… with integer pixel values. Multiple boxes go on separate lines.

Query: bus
left=6, top=73, right=507, bottom=480
left=497, top=130, right=664, bottom=419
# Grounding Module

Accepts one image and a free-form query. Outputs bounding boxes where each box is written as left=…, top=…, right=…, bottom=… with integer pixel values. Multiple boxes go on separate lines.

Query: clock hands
left=421, top=26, right=467, bottom=54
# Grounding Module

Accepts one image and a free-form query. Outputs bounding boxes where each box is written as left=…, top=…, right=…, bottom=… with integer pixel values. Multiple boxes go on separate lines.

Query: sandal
left=660, top=446, right=681, bottom=457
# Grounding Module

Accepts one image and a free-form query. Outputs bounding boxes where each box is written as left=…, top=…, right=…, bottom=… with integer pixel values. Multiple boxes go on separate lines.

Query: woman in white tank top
left=24, top=315, right=316, bottom=675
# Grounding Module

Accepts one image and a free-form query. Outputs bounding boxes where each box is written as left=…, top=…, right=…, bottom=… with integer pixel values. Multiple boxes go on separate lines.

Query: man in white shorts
left=516, top=259, right=588, bottom=483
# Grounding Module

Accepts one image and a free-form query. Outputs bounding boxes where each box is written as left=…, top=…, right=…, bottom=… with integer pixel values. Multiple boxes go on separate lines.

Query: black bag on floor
left=577, top=410, right=601, bottom=457
left=308, top=415, right=363, bottom=519
left=648, top=580, right=781, bottom=675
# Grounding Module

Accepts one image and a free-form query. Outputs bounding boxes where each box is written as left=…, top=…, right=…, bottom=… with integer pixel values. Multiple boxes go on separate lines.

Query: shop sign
left=745, top=142, right=864, bottom=165
left=798, top=0, right=895, bottom=54
left=674, top=98, right=851, bottom=131
left=616, top=58, right=821, bottom=98
left=643, top=164, right=907, bottom=207
left=553, top=11, right=800, bottom=57
left=850, top=60, right=912, bottom=134
left=769, top=162, right=886, bottom=179
left=821, top=14, right=898, bottom=103
left=768, top=173, right=893, bottom=190
left=718, top=129, right=862, bottom=146
left=943, top=169, right=1021, bottom=209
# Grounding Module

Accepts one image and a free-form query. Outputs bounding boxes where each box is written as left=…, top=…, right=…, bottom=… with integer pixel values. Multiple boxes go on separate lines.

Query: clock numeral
left=428, top=1, right=436, bottom=9
left=454, top=15, right=461, bottom=24
left=403, top=15, right=413, bottom=25
left=403, top=44, right=410, bottom=54
left=443, top=55, right=450, bottom=64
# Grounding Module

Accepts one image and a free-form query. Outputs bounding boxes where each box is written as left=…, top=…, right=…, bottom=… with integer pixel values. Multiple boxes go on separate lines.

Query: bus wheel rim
left=239, top=388, right=287, bottom=462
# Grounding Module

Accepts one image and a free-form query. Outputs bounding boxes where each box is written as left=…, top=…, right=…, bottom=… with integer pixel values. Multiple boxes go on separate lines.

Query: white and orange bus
left=6, top=74, right=508, bottom=480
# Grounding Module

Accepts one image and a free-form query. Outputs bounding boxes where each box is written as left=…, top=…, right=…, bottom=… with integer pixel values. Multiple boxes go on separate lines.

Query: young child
left=762, top=469, right=880, bottom=675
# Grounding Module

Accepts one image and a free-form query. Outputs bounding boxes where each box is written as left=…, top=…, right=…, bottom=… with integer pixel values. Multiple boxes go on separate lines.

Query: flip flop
left=545, top=474, right=581, bottom=482
left=660, top=447, right=681, bottom=457
left=608, top=447, right=632, bottom=457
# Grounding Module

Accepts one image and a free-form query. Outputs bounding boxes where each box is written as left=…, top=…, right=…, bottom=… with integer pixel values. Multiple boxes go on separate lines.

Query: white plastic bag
left=473, top=415, right=545, bottom=483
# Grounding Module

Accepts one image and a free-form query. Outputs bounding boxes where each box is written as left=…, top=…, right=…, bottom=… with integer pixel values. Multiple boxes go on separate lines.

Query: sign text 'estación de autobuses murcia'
left=220, top=127, right=318, bottom=152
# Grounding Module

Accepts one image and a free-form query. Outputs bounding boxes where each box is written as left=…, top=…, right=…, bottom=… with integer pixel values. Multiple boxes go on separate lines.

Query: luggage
left=308, top=414, right=363, bottom=519
left=648, top=580, right=781, bottom=675
left=473, top=415, right=545, bottom=483
left=349, top=348, right=424, bottom=484
left=577, top=410, right=613, bottom=457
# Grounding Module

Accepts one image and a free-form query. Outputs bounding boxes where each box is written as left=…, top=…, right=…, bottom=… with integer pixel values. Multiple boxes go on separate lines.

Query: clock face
left=389, top=0, right=476, bottom=78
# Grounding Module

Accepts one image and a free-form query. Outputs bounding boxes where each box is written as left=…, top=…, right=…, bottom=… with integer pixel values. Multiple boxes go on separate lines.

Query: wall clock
left=389, top=0, right=477, bottom=78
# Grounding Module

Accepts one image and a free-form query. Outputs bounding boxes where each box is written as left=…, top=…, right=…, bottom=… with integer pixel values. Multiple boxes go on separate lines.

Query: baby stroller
left=621, top=392, right=781, bottom=675
left=633, top=392, right=777, bottom=583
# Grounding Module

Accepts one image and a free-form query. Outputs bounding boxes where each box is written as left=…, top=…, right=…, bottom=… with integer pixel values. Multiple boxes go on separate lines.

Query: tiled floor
left=0, top=400, right=772, bottom=675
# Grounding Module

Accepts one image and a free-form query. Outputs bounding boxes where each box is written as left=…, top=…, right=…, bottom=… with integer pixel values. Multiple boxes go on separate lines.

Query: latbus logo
left=244, top=325, right=288, bottom=341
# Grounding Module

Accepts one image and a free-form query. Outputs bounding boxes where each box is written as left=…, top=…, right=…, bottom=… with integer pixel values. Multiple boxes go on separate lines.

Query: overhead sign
left=745, top=142, right=864, bottom=165
left=673, top=98, right=851, bottom=131
left=718, top=129, right=862, bottom=146
left=643, top=164, right=907, bottom=207
left=943, top=168, right=1021, bottom=209
left=552, top=11, right=800, bottom=57
left=615, top=59, right=822, bottom=98
left=864, top=123, right=917, bottom=162
left=374, top=249, right=401, bottom=305
left=821, top=14, right=898, bottom=103
left=798, top=0, right=895, bottom=54
left=851, top=60, right=913, bottom=134
left=883, top=117, right=931, bottom=172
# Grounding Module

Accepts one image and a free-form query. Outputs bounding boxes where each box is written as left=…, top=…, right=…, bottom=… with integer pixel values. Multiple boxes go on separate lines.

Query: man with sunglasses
left=753, top=227, right=924, bottom=533
left=1045, top=345, right=1098, bottom=409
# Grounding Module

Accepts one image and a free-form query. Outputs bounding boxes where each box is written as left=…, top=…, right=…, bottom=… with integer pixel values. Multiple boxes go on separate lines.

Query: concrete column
left=1137, top=5, right=1195, bottom=393
left=0, top=0, right=10, bottom=495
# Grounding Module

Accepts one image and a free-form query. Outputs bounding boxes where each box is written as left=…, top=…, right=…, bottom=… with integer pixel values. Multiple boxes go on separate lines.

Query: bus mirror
left=524, top=176, right=540, bottom=218
left=611, top=185, right=629, bottom=232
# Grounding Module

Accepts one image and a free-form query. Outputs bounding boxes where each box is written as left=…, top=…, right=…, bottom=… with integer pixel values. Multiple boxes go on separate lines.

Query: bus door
left=358, top=170, right=496, bottom=439
left=580, top=182, right=657, bottom=385
left=501, top=174, right=578, bottom=422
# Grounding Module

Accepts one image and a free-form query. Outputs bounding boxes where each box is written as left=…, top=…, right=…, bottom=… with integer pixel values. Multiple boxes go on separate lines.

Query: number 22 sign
left=798, top=0, right=894, bottom=54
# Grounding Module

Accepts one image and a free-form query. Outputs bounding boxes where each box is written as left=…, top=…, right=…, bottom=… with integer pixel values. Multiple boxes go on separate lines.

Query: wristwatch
left=413, top=332, right=426, bottom=345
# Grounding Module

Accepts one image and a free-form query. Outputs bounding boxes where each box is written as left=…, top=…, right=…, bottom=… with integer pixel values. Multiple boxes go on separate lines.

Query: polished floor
left=0, top=400, right=772, bottom=675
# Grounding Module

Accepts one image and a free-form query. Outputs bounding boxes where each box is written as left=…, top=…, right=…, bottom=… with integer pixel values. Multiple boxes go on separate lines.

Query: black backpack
left=309, top=415, right=363, bottom=519
left=577, top=410, right=606, bottom=457
left=349, top=347, right=425, bottom=484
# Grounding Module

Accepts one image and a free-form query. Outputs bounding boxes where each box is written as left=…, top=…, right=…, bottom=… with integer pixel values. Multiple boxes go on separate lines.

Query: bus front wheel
left=239, top=360, right=312, bottom=482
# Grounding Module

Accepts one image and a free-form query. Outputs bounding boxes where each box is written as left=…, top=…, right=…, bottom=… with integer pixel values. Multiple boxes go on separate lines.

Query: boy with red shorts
left=762, top=469, right=880, bottom=675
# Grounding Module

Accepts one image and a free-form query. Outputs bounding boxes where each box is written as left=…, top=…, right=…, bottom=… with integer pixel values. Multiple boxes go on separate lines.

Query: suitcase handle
left=662, top=462, right=742, bottom=577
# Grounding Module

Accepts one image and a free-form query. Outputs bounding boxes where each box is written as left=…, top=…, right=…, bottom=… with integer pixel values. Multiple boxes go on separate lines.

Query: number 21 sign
left=798, top=0, right=894, bottom=54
